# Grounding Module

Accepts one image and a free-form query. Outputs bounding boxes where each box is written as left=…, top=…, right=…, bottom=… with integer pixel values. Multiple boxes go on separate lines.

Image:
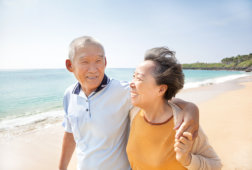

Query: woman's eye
left=135, top=76, right=142, bottom=81
left=133, top=74, right=142, bottom=81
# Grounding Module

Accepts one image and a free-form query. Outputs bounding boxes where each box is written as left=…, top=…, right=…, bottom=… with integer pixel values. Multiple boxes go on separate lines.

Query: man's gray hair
left=68, top=36, right=105, bottom=61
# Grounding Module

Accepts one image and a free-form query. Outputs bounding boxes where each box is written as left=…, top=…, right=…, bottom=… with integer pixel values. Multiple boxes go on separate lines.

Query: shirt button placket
left=86, top=99, right=90, bottom=118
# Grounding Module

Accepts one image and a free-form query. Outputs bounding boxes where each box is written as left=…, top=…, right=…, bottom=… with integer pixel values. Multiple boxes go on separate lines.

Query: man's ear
left=104, top=56, right=107, bottom=67
left=66, top=59, right=73, bottom=72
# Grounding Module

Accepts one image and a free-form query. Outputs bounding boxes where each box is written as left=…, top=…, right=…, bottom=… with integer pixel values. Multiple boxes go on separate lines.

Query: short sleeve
left=62, top=89, right=73, bottom=133
left=62, top=114, right=73, bottom=133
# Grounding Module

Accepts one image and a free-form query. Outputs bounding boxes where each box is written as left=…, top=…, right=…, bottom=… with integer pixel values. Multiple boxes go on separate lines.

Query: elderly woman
left=126, top=47, right=222, bottom=170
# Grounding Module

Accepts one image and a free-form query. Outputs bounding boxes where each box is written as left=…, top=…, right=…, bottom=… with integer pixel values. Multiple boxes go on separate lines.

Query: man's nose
left=88, top=63, right=98, bottom=73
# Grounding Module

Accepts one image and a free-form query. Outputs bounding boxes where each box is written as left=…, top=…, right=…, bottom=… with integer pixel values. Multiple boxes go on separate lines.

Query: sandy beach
left=1, top=75, right=252, bottom=170
left=178, top=75, right=252, bottom=170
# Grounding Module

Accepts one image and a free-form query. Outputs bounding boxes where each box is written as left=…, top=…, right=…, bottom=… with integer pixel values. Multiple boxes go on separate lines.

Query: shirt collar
left=72, top=74, right=110, bottom=95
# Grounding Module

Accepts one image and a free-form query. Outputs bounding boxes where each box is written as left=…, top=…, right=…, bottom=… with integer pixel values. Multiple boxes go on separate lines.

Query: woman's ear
left=66, top=59, right=73, bottom=72
left=159, top=84, right=168, bottom=96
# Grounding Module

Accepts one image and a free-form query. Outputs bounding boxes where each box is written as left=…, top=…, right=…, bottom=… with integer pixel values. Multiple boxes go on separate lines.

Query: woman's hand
left=174, top=132, right=194, bottom=166
left=171, top=98, right=199, bottom=139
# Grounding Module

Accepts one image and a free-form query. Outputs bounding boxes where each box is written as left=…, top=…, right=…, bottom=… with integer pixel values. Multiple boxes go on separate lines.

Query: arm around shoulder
left=170, top=98, right=199, bottom=139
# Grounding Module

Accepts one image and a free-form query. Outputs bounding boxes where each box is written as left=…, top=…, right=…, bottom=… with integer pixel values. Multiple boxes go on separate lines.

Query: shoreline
left=183, top=67, right=252, bottom=72
left=0, top=75, right=252, bottom=169
left=1, top=72, right=250, bottom=138
left=177, top=74, right=252, bottom=104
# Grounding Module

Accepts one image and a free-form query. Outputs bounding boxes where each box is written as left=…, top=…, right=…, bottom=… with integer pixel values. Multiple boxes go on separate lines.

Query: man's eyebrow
left=79, top=54, right=104, bottom=59
left=79, top=56, right=87, bottom=59
left=98, top=54, right=104, bottom=58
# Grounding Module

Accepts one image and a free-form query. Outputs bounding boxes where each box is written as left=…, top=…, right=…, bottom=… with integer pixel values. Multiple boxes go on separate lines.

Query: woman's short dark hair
left=144, top=47, right=184, bottom=100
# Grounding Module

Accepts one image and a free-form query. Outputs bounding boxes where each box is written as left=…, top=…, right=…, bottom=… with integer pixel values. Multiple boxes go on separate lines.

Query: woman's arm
left=175, top=127, right=222, bottom=170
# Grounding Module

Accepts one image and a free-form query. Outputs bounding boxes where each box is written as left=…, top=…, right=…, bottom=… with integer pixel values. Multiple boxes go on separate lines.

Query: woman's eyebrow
left=135, top=72, right=145, bottom=77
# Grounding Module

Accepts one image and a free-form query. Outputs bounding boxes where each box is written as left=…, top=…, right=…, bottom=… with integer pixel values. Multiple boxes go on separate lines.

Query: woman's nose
left=130, top=81, right=135, bottom=88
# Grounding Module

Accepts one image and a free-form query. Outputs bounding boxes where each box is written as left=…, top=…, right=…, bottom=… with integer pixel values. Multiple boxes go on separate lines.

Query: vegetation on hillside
left=182, top=53, right=252, bottom=71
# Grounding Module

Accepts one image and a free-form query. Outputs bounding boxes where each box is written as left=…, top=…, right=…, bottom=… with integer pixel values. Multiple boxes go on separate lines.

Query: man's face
left=67, top=44, right=106, bottom=96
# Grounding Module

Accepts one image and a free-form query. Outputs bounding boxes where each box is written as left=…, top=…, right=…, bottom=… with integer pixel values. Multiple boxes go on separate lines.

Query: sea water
left=0, top=68, right=250, bottom=134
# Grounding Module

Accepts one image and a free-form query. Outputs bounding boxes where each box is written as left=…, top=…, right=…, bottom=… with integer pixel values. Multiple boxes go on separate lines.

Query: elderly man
left=59, top=36, right=199, bottom=170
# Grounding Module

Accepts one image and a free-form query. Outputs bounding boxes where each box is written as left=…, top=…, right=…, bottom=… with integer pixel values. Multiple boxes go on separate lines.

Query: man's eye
left=96, top=60, right=101, bottom=63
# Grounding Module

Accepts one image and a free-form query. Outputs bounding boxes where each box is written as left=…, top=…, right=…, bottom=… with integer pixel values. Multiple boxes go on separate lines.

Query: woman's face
left=130, top=60, right=164, bottom=108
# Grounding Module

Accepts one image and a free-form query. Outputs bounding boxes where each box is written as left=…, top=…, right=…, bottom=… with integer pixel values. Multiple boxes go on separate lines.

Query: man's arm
left=170, top=98, right=199, bottom=139
left=59, top=132, right=76, bottom=170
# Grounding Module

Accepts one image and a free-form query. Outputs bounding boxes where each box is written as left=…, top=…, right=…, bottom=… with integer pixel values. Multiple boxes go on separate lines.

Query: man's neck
left=81, top=87, right=96, bottom=97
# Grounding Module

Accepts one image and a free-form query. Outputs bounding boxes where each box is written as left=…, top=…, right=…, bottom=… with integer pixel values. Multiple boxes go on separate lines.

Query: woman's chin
left=131, top=99, right=137, bottom=105
left=131, top=100, right=140, bottom=107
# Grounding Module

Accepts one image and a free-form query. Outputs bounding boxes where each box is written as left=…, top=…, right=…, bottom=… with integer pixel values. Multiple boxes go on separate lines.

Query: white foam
left=184, top=73, right=250, bottom=89
left=0, top=110, right=63, bottom=132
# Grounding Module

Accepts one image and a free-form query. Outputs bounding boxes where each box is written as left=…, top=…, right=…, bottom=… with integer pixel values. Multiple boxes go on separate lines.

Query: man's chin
left=86, top=82, right=101, bottom=89
left=86, top=78, right=101, bottom=84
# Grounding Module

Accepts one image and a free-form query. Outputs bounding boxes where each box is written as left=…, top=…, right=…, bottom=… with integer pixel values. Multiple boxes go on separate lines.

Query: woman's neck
left=142, top=99, right=173, bottom=124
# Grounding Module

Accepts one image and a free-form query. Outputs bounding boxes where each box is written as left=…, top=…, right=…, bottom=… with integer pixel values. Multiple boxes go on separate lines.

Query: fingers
left=175, top=121, right=190, bottom=139
left=183, top=132, right=193, bottom=141
left=174, top=134, right=193, bottom=153
left=174, top=141, right=184, bottom=149
left=185, top=123, right=199, bottom=140
left=176, top=136, right=191, bottom=147
left=179, top=136, right=188, bottom=145
left=175, top=118, right=200, bottom=140
left=174, top=146, right=183, bottom=153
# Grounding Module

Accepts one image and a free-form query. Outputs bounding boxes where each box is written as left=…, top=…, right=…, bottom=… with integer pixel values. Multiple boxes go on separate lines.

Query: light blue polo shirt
left=62, top=76, right=132, bottom=170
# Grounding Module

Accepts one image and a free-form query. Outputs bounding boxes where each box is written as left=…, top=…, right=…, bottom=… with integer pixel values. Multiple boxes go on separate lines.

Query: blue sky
left=0, top=0, right=251, bottom=69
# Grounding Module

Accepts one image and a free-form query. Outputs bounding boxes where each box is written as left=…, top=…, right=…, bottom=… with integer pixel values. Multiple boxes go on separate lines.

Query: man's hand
left=171, top=98, right=199, bottom=139
left=174, top=132, right=193, bottom=166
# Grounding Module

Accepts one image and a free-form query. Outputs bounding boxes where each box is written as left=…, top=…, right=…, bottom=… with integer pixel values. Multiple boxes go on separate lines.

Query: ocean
left=0, top=68, right=250, bottom=135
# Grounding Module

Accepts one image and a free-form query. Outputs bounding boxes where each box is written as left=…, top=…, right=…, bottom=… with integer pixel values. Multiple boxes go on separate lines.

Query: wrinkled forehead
left=74, top=44, right=104, bottom=58
left=76, top=42, right=104, bottom=53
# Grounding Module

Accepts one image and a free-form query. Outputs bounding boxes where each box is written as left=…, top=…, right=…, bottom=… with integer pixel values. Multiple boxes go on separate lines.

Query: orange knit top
left=126, top=110, right=186, bottom=170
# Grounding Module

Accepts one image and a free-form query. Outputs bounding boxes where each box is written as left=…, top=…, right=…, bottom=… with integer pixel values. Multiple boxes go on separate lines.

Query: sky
left=0, top=0, right=252, bottom=69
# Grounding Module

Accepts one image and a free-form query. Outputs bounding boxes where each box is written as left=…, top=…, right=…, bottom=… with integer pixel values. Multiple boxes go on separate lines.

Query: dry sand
left=1, top=76, right=252, bottom=170
left=0, top=124, right=77, bottom=170
left=198, top=82, right=252, bottom=170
